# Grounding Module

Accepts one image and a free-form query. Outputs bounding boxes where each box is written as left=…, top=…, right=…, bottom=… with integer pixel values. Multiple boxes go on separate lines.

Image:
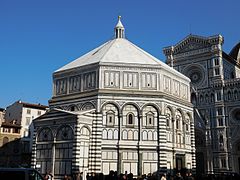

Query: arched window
left=106, top=111, right=115, bottom=126
left=234, top=90, right=238, bottom=100
left=228, top=91, right=232, bottom=100
left=182, top=122, right=185, bottom=132
left=37, top=128, right=53, bottom=142
left=128, top=130, right=133, bottom=140
left=134, top=131, right=138, bottom=140
left=81, top=102, right=94, bottom=110
left=185, top=114, right=191, bottom=132
left=127, top=113, right=134, bottom=126
left=165, top=108, right=172, bottom=128
left=142, top=131, right=147, bottom=140
left=175, top=110, right=182, bottom=130
left=114, top=130, right=118, bottom=140
left=185, top=123, right=189, bottom=131
left=108, top=130, right=113, bottom=139
left=176, top=115, right=180, bottom=129
left=103, top=129, right=107, bottom=139
left=146, top=112, right=154, bottom=127
left=56, top=126, right=74, bottom=141
left=205, top=94, right=209, bottom=103
left=153, top=131, right=157, bottom=141
left=122, top=130, right=127, bottom=140
left=148, top=131, right=153, bottom=140
left=80, top=126, right=90, bottom=136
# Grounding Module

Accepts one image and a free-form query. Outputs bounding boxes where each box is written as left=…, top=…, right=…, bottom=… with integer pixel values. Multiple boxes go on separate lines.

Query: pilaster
left=71, top=120, right=82, bottom=173
left=190, top=120, right=196, bottom=173
left=158, top=115, right=167, bottom=171
left=31, top=128, right=37, bottom=169
left=88, top=113, right=103, bottom=173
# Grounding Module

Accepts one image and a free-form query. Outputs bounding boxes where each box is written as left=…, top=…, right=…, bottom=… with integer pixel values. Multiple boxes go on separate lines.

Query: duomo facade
left=164, top=34, right=240, bottom=174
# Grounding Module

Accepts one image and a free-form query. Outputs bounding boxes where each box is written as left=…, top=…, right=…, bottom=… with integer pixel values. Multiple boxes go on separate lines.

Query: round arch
left=185, top=112, right=193, bottom=123
left=67, top=104, right=79, bottom=111
left=80, top=125, right=91, bottom=136
left=141, top=103, right=161, bottom=116
left=120, top=102, right=141, bottom=115
left=100, top=101, right=120, bottom=114
left=56, top=125, right=74, bottom=141
left=165, top=105, right=174, bottom=117
left=80, top=102, right=95, bottom=110
left=37, top=127, right=54, bottom=142
left=176, top=108, right=185, bottom=121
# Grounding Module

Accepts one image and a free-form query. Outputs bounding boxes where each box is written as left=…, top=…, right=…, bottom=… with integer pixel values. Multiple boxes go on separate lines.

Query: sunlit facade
left=32, top=17, right=196, bottom=180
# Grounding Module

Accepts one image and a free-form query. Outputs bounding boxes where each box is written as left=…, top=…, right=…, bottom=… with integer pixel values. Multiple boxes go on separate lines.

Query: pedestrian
left=174, top=172, right=183, bottom=180
left=76, top=172, right=83, bottom=180
left=160, top=174, right=166, bottom=180
left=63, top=174, right=68, bottom=180
left=44, top=171, right=53, bottom=180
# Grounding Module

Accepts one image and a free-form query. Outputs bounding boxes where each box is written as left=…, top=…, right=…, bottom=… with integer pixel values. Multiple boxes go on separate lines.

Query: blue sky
left=0, top=0, right=239, bottom=108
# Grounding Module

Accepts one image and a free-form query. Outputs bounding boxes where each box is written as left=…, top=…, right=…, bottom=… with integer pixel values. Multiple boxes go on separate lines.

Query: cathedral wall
left=222, top=57, right=236, bottom=79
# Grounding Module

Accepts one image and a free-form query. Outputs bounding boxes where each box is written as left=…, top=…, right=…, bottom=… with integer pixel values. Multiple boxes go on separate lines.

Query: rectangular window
left=146, top=114, right=154, bottom=127
left=69, top=75, right=81, bottom=92
left=217, top=107, right=222, bottom=115
left=37, top=111, right=41, bottom=116
left=215, top=68, right=220, bottom=75
left=106, top=113, right=114, bottom=126
left=13, top=128, right=20, bottom=133
left=3, top=128, right=10, bottom=133
left=218, top=118, right=223, bottom=126
left=213, top=157, right=219, bottom=168
left=216, top=91, right=222, bottom=101
left=221, top=158, right=226, bottom=168
left=84, top=72, right=96, bottom=90
left=166, top=119, right=170, bottom=127
left=27, top=109, right=31, bottom=114
left=214, top=58, right=219, bottom=66
left=126, top=113, right=134, bottom=127
left=26, top=117, right=31, bottom=125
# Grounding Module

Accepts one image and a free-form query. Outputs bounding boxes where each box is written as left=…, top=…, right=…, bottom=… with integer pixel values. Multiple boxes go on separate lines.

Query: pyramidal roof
left=55, top=17, right=170, bottom=72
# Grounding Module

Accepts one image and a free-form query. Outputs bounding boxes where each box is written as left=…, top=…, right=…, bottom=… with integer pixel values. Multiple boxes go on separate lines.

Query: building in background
left=164, top=35, right=240, bottom=175
left=3, top=100, right=48, bottom=167
left=0, top=108, right=4, bottom=123
left=5, top=100, right=48, bottom=149
left=0, top=118, right=21, bottom=167
left=32, top=17, right=196, bottom=180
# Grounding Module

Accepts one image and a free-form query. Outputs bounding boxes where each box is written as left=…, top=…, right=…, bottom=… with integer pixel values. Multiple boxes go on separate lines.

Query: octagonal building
left=32, top=17, right=196, bottom=180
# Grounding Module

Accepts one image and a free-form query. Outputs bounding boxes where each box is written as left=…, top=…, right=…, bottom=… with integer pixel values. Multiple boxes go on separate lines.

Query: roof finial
left=115, top=16, right=125, bottom=39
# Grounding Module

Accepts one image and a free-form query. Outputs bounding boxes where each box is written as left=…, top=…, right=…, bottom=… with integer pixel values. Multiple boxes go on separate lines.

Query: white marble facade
left=164, top=35, right=240, bottom=175
left=32, top=17, right=195, bottom=180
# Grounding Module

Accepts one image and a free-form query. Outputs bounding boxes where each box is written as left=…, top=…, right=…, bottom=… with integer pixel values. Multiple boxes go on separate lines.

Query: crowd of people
left=43, top=170, right=240, bottom=180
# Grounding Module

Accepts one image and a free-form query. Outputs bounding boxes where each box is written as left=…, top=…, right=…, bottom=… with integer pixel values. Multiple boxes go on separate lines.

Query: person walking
left=160, top=174, right=166, bottom=180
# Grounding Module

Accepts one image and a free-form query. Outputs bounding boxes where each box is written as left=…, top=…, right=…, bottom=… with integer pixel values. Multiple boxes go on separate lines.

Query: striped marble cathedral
left=31, top=17, right=196, bottom=180
left=164, top=34, right=240, bottom=174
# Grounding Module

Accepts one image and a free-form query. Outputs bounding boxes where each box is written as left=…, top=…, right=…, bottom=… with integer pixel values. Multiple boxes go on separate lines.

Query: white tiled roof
left=56, top=38, right=166, bottom=72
